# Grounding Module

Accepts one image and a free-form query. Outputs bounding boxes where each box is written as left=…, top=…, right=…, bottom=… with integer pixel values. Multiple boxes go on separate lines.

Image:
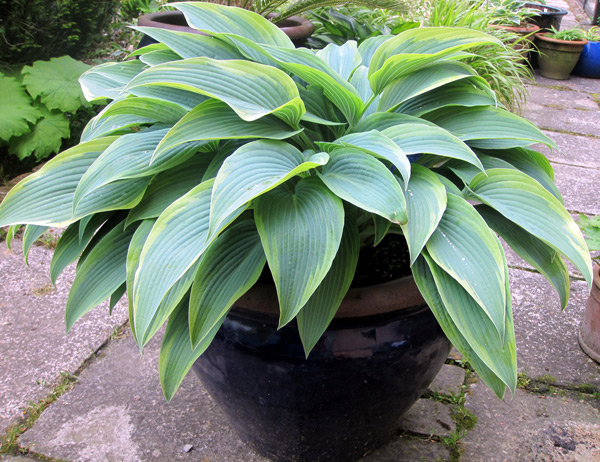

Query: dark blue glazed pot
left=193, top=276, right=451, bottom=462
left=573, top=41, right=600, bottom=78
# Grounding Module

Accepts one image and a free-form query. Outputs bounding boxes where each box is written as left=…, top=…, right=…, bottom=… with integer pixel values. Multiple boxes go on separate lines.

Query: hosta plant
left=0, top=2, right=592, bottom=402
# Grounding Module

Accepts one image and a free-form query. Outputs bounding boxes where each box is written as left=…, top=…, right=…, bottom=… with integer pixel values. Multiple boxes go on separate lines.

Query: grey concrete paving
left=510, top=269, right=600, bottom=386
left=17, top=329, right=456, bottom=462
left=462, top=382, right=600, bottom=462
left=1, top=1, right=600, bottom=460
left=0, top=240, right=128, bottom=434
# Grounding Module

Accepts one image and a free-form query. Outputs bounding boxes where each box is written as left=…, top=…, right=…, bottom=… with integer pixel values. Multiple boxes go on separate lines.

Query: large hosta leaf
left=469, top=168, right=593, bottom=286
left=101, top=96, right=187, bottom=124
left=175, top=1, right=294, bottom=48
left=320, top=130, right=411, bottom=185
left=153, top=99, right=302, bottom=161
left=401, top=164, right=447, bottom=264
left=0, top=137, right=117, bottom=227
left=369, top=27, right=502, bottom=94
left=127, top=155, right=211, bottom=225
left=209, top=140, right=329, bottom=237
left=412, top=255, right=510, bottom=398
left=426, top=193, right=506, bottom=336
left=125, top=57, right=304, bottom=128
left=132, top=179, right=243, bottom=347
left=22, top=225, right=49, bottom=265
left=378, top=61, right=479, bottom=112
left=316, top=41, right=362, bottom=81
left=50, top=213, right=112, bottom=284
left=189, top=216, right=265, bottom=348
left=422, top=250, right=517, bottom=392
left=297, top=217, right=360, bottom=355
left=159, top=295, right=226, bottom=401
left=255, top=177, right=344, bottom=327
left=65, top=218, right=136, bottom=330
left=318, top=148, right=407, bottom=224
left=80, top=112, right=155, bottom=142
left=382, top=123, right=483, bottom=169
left=425, top=106, right=555, bottom=149
left=133, top=26, right=243, bottom=60
left=477, top=205, right=570, bottom=309
left=79, top=60, right=147, bottom=101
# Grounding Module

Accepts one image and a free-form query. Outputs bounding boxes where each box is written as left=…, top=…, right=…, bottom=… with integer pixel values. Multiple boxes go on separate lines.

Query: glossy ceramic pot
left=192, top=276, right=451, bottom=462
left=525, top=3, right=568, bottom=31
left=579, top=265, right=600, bottom=363
left=137, top=11, right=314, bottom=47
left=573, top=41, right=600, bottom=78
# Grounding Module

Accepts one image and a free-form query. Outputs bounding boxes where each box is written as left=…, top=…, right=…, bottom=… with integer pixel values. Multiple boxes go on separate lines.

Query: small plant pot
left=579, top=265, right=600, bottom=363
left=573, top=41, right=600, bottom=78
left=525, top=2, right=568, bottom=32
left=490, top=24, right=540, bottom=62
left=137, top=11, right=314, bottom=47
left=535, top=33, right=588, bottom=80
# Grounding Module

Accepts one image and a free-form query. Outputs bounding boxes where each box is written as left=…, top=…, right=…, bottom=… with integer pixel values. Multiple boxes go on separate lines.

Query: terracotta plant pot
left=573, top=40, right=600, bottom=78
left=490, top=23, right=540, bottom=61
left=535, top=33, right=588, bottom=79
left=193, top=275, right=451, bottom=462
left=137, top=10, right=314, bottom=47
left=579, top=265, right=600, bottom=363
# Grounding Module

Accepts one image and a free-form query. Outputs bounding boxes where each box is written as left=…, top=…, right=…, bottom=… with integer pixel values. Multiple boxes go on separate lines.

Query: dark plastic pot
left=579, top=265, right=600, bottom=363
left=535, top=33, right=588, bottom=79
left=525, top=3, right=568, bottom=31
left=193, top=275, right=451, bottom=462
left=137, top=11, right=314, bottom=47
left=573, top=41, right=600, bottom=78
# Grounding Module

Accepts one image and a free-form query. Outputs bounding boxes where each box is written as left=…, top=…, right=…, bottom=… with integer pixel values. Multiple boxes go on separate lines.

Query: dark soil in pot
left=192, top=235, right=452, bottom=462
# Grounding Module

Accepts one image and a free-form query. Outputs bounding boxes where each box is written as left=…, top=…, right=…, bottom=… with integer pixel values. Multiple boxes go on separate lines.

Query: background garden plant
left=0, top=3, right=592, bottom=405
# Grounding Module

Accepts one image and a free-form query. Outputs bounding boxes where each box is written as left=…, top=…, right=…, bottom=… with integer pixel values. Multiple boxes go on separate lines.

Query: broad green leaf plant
left=0, top=2, right=592, bottom=401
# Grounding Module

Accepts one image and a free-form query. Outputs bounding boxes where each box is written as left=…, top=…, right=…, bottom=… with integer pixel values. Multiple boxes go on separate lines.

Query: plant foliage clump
left=0, top=0, right=119, bottom=65
left=0, top=56, right=94, bottom=161
left=0, top=3, right=592, bottom=404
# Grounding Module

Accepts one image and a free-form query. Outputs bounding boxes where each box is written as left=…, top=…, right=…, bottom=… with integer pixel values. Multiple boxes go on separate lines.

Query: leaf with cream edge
left=401, top=164, right=447, bottom=265
left=0, top=137, right=117, bottom=228
left=255, top=177, right=345, bottom=327
left=468, top=168, right=593, bottom=286
left=297, top=216, right=360, bottom=355
left=426, top=193, right=507, bottom=338
left=132, top=179, right=244, bottom=348
left=318, top=148, right=407, bottom=224
left=152, top=99, right=303, bottom=162
left=189, top=216, right=266, bottom=348
left=124, top=57, right=305, bottom=128
left=208, top=140, right=329, bottom=238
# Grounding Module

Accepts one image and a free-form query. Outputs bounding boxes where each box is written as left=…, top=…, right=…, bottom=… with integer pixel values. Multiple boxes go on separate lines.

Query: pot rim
left=489, top=23, right=540, bottom=34
left=535, top=33, right=588, bottom=46
left=235, top=274, right=425, bottom=319
left=137, top=10, right=314, bottom=39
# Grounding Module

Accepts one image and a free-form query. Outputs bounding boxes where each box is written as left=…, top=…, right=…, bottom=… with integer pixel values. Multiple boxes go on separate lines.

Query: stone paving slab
left=532, top=72, right=600, bottom=96
left=429, top=364, right=466, bottom=396
left=0, top=240, right=128, bottom=435
left=399, top=399, right=456, bottom=438
left=462, top=382, right=600, bottom=462
left=552, top=162, right=600, bottom=215
left=18, top=329, right=454, bottom=462
left=522, top=99, right=600, bottom=138
left=525, top=84, right=599, bottom=111
left=509, top=268, right=600, bottom=386
left=533, top=130, right=600, bottom=168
